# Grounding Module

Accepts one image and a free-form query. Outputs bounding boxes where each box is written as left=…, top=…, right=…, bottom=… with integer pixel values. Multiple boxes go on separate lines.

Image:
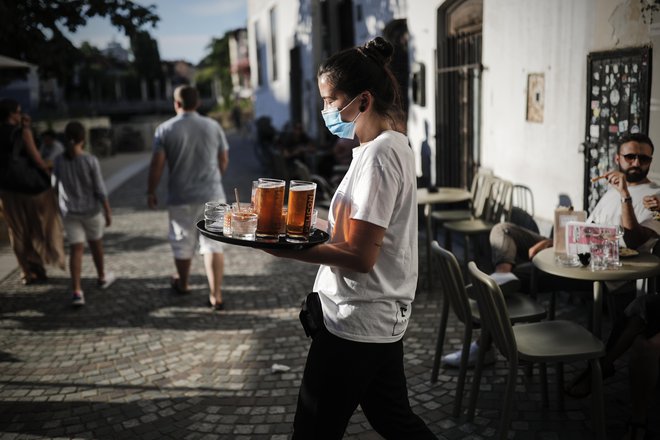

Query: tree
left=0, top=0, right=158, bottom=83
left=197, top=35, right=233, bottom=108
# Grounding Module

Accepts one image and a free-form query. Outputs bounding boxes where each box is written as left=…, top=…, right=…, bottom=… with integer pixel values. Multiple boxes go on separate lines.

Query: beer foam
left=291, top=184, right=316, bottom=191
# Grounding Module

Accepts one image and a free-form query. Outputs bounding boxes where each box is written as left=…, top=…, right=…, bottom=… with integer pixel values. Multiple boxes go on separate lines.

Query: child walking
left=54, top=121, right=115, bottom=306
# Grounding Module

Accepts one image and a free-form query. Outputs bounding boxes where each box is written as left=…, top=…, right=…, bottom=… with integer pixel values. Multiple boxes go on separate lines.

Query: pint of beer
left=255, top=178, right=285, bottom=239
left=286, top=180, right=317, bottom=241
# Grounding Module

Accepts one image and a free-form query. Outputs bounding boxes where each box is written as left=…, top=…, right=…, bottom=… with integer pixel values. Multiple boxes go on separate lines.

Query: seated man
left=442, top=132, right=660, bottom=367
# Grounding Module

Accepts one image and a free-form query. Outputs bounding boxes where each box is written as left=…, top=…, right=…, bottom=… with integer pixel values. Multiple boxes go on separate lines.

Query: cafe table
left=532, top=247, right=660, bottom=337
left=417, top=187, right=472, bottom=293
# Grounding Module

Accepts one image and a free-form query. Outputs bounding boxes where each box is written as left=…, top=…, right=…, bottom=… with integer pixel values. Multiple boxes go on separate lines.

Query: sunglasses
left=621, top=153, right=652, bottom=164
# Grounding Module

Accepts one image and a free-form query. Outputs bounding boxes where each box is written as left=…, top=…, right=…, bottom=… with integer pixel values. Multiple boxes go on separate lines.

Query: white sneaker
left=98, top=271, right=116, bottom=289
left=71, top=291, right=85, bottom=307
left=489, top=271, right=521, bottom=294
left=441, top=341, right=496, bottom=368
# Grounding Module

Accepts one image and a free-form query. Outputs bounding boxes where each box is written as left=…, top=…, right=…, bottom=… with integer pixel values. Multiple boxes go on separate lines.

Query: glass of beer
left=255, top=178, right=285, bottom=239
left=286, top=180, right=317, bottom=242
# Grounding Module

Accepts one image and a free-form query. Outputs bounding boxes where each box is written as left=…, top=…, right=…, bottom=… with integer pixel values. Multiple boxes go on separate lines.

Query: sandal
left=208, top=298, right=225, bottom=311
left=170, top=277, right=191, bottom=295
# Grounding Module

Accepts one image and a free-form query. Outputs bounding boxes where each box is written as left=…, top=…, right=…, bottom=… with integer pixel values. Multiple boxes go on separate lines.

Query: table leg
left=593, top=281, right=603, bottom=338
left=425, top=203, right=433, bottom=293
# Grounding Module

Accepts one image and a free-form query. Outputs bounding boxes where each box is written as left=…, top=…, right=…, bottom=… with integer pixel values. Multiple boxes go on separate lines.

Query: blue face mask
left=321, top=95, right=362, bottom=139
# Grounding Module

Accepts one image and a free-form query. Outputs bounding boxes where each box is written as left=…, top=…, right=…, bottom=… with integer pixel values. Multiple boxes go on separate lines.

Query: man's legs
left=203, top=252, right=224, bottom=306
left=173, top=258, right=192, bottom=292
left=88, top=239, right=105, bottom=281
left=490, top=222, right=547, bottom=272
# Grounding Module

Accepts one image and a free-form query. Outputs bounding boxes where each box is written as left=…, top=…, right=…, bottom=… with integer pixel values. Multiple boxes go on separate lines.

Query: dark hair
left=64, top=121, right=85, bottom=145
left=618, top=132, right=654, bottom=154
left=42, top=129, right=56, bottom=138
left=318, top=37, right=404, bottom=131
left=0, top=98, right=20, bottom=121
left=174, top=85, right=199, bottom=110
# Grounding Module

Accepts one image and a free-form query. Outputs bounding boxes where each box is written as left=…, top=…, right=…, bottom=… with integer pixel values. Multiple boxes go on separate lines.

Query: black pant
left=292, top=329, right=437, bottom=440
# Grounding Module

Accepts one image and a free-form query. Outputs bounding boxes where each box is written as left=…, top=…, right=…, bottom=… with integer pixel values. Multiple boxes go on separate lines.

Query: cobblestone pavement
left=1, top=132, right=659, bottom=439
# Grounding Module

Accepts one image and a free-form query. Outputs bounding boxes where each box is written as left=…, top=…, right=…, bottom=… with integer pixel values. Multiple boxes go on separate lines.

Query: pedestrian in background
left=264, top=37, right=437, bottom=439
left=53, top=121, right=115, bottom=306
left=0, top=98, right=65, bottom=284
left=39, top=129, right=64, bottom=163
left=147, top=85, right=230, bottom=310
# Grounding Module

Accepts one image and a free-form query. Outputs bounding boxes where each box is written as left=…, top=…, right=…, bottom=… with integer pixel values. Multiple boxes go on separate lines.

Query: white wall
left=248, top=0, right=298, bottom=130
left=481, top=0, right=595, bottom=221
left=406, top=0, right=444, bottom=180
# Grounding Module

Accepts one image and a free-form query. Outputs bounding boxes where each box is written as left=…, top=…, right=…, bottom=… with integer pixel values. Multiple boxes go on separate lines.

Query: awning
left=0, top=54, right=33, bottom=70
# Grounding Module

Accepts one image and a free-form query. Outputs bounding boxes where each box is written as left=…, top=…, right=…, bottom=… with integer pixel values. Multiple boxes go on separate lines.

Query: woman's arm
left=21, top=122, right=49, bottom=172
left=265, top=218, right=386, bottom=273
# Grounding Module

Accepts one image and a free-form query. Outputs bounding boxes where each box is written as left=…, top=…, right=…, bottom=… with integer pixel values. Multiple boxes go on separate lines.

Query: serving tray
left=197, top=220, right=329, bottom=250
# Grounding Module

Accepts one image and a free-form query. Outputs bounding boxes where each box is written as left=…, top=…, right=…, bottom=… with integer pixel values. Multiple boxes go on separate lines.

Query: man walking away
left=147, top=85, right=230, bottom=310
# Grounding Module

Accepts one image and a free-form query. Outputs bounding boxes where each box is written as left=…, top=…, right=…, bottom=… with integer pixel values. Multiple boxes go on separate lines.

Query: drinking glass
left=603, top=225, right=624, bottom=268
left=255, top=178, right=285, bottom=239
left=286, top=180, right=317, bottom=242
left=204, top=202, right=229, bottom=232
left=231, top=204, right=257, bottom=240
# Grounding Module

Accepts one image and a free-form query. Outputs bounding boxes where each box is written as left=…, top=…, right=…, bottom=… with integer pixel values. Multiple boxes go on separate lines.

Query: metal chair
left=444, top=177, right=514, bottom=267
left=430, top=241, right=546, bottom=418
left=466, top=262, right=606, bottom=440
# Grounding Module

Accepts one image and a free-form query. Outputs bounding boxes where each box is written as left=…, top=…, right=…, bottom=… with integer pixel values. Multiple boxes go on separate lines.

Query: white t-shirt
left=313, top=130, right=418, bottom=343
left=587, top=181, right=660, bottom=251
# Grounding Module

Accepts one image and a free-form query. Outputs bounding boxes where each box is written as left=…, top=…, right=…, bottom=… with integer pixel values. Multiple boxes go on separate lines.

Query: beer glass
left=255, top=178, right=285, bottom=239
left=286, top=180, right=317, bottom=241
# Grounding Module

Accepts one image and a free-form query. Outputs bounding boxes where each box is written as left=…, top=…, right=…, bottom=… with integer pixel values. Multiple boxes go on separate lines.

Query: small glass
left=231, top=204, right=257, bottom=240
left=204, top=202, right=229, bottom=232
left=589, top=241, right=608, bottom=271
left=602, top=225, right=624, bottom=268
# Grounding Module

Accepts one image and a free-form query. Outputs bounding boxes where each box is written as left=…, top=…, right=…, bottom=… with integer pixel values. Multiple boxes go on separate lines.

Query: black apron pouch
left=299, top=292, right=324, bottom=338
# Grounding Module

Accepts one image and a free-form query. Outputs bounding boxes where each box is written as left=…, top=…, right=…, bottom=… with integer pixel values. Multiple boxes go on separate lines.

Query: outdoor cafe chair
left=431, top=169, right=493, bottom=249
left=466, top=262, right=606, bottom=440
left=444, top=177, right=513, bottom=267
left=430, top=241, right=546, bottom=418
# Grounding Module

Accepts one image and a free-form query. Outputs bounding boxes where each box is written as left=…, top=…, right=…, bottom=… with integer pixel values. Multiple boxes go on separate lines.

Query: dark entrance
left=289, top=45, right=303, bottom=125
left=436, top=0, right=483, bottom=189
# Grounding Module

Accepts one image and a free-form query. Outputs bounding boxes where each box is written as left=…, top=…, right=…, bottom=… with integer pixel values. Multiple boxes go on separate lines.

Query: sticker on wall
left=592, top=85, right=600, bottom=96
left=590, top=124, right=600, bottom=138
left=618, top=120, right=629, bottom=132
left=610, top=89, right=620, bottom=106
left=609, top=125, right=619, bottom=133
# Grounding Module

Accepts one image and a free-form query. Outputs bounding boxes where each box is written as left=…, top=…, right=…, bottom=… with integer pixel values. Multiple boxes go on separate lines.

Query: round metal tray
left=197, top=220, right=329, bottom=250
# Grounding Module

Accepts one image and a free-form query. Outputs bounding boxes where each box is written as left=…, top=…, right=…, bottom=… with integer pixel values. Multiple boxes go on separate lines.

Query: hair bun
left=363, top=37, right=393, bottom=64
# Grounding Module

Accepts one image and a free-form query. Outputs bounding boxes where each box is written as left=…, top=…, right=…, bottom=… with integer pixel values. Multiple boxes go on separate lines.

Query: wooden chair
left=430, top=241, right=546, bottom=418
left=466, top=262, right=606, bottom=440
left=444, top=177, right=513, bottom=267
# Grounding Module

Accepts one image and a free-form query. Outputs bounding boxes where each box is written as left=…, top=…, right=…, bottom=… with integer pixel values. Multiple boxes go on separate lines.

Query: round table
left=532, top=247, right=660, bottom=337
left=417, top=187, right=472, bottom=293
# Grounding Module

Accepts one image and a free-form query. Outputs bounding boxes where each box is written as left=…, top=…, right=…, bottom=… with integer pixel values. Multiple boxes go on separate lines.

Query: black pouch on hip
left=299, top=292, right=324, bottom=338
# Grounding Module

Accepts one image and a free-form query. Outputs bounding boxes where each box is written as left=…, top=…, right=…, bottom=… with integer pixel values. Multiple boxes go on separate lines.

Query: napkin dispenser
left=553, top=207, right=586, bottom=254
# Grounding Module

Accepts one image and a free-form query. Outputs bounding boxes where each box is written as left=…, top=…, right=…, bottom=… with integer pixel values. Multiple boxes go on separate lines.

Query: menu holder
left=553, top=207, right=586, bottom=255
left=196, top=220, right=329, bottom=250
left=564, top=221, right=616, bottom=255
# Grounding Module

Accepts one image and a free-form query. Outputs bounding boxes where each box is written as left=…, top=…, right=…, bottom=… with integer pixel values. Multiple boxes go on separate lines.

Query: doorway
left=436, top=0, right=483, bottom=189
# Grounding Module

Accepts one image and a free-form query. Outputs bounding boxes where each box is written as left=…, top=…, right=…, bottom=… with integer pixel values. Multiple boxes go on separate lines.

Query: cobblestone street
left=1, top=132, right=658, bottom=439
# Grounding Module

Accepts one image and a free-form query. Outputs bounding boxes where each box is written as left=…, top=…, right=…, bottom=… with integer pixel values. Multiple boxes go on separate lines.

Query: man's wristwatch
left=621, top=196, right=632, bottom=204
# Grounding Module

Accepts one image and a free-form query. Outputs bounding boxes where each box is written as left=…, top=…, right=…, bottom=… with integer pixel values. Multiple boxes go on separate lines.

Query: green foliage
left=0, top=0, right=158, bottom=82
left=196, top=35, right=233, bottom=109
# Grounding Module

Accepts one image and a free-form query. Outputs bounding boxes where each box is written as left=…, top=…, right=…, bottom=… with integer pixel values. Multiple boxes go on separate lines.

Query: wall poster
left=583, top=46, right=652, bottom=212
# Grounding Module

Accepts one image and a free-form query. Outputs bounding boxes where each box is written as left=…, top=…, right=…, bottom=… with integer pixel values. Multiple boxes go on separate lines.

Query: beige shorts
left=64, top=211, right=105, bottom=244
left=169, top=203, right=223, bottom=259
